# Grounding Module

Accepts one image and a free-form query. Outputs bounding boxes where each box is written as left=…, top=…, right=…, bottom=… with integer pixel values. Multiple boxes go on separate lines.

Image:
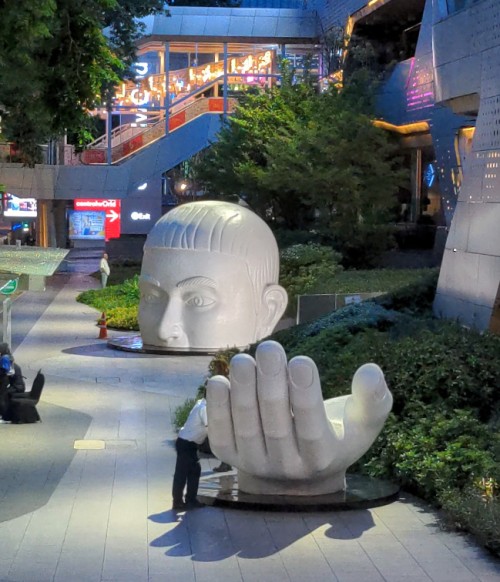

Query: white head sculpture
left=138, top=200, right=288, bottom=351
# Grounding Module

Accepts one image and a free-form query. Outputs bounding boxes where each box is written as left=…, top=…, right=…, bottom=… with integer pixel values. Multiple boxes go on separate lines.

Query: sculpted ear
left=258, top=284, right=288, bottom=339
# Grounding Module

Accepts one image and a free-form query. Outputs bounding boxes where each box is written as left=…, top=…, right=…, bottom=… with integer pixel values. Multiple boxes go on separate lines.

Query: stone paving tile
left=305, top=525, right=385, bottom=581
left=343, top=508, right=393, bottom=537
left=147, top=556, right=196, bottom=582
left=360, top=535, right=432, bottom=581
left=54, top=550, right=105, bottom=582
left=187, top=509, right=245, bottom=581
left=224, top=510, right=290, bottom=581
left=7, top=547, right=62, bottom=582
left=264, top=514, right=338, bottom=582
left=101, top=546, right=150, bottom=581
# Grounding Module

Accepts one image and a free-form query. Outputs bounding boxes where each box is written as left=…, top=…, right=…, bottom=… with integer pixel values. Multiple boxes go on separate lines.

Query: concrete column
left=106, top=109, right=112, bottom=165
left=36, top=200, right=50, bottom=247
left=214, top=52, right=219, bottom=97
left=165, top=42, right=170, bottom=135
left=411, top=149, right=422, bottom=222
left=223, top=42, right=228, bottom=118
left=2, top=298, right=11, bottom=347
left=36, top=200, right=58, bottom=248
left=53, top=200, right=68, bottom=249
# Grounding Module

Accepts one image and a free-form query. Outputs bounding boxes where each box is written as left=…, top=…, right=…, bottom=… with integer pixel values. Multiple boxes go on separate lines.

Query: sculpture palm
left=207, top=340, right=393, bottom=495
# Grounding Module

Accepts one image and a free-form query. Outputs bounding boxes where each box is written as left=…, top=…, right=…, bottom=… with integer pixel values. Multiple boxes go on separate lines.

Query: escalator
left=2, top=49, right=275, bottom=199
left=79, top=79, right=236, bottom=165
left=55, top=94, right=236, bottom=199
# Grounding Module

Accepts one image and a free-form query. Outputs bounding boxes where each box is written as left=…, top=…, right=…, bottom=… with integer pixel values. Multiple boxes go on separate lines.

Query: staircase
left=80, top=76, right=237, bottom=166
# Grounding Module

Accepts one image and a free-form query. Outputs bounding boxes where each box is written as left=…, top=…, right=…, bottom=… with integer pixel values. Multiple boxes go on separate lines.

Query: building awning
left=0, top=247, right=69, bottom=276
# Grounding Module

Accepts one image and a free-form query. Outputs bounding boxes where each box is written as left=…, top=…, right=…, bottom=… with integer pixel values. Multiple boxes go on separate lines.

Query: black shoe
left=213, top=462, right=232, bottom=472
left=172, top=501, right=186, bottom=510
left=185, top=500, right=205, bottom=510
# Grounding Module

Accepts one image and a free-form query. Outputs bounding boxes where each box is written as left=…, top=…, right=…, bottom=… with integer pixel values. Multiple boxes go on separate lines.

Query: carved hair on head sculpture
left=138, top=201, right=288, bottom=351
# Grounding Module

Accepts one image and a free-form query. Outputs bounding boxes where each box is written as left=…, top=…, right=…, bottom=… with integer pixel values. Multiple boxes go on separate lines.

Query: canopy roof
left=0, top=247, right=69, bottom=276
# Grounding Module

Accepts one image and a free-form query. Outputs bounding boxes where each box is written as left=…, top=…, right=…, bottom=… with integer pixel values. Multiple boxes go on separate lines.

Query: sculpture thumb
left=347, top=363, right=393, bottom=425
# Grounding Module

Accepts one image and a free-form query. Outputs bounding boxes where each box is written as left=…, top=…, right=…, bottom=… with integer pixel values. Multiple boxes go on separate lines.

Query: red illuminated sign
left=73, top=199, right=121, bottom=240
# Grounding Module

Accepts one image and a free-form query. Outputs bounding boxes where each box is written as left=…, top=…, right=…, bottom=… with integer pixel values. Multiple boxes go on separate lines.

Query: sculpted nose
left=158, top=297, right=184, bottom=342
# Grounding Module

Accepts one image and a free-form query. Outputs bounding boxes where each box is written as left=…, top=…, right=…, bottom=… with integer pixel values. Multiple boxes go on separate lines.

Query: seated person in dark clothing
left=0, top=343, right=25, bottom=392
left=0, top=345, right=26, bottom=422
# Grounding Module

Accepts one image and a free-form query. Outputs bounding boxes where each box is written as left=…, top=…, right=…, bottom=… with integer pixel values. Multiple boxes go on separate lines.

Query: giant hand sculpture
left=207, top=340, right=393, bottom=496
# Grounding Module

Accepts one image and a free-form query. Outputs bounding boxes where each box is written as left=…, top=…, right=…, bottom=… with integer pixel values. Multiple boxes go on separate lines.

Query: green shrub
left=208, top=348, right=240, bottom=377
left=439, top=481, right=500, bottom=554
left=269, top=302, right=400, bottom=362
left=77, top=286, right=127, bottom=311
left=307, top=319, right=500, bottom=418
left=173, top=398, right=197, bottom=431
left=382, top=323, right=500, bottom=419
left=324, top=268, right=437, bottom=295
left=106, top=306, right=139, bottom=330
left=173, top=384, right=207, bottom=431
left=376, top=269, right=439, bottom=314
left=77, top=275, right=141, bottom=310
left=119, top=274, right=140, bottom=303
left=78, top=275, right=141, bottom=330
left=273, top=228, right=321, bottom=248
left=363, top=409, right=497, bottom=499
left=279, top=243, right=343, bottom=315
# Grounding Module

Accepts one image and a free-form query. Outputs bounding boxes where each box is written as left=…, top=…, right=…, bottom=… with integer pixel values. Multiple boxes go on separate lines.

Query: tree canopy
left=0, top=0, right=166, bottom=165
left=193, top=67, right=406, bottom=267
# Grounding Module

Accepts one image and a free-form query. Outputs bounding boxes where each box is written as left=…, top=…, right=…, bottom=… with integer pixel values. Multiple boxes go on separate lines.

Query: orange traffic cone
left=97, top=312, right=108, bottom=339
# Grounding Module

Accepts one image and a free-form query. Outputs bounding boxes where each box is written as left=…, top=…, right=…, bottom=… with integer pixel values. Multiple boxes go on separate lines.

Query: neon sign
left=2, top=194, right=37, bottom=218
left=134, top=62, right=149, bottom=77
left=131, top=211, right=151, bottom=221
left=74, top=199, right=121, bottom=240
left=424, top=163, right=436, bottom=188
left=115, top=50, right=275, bottom=108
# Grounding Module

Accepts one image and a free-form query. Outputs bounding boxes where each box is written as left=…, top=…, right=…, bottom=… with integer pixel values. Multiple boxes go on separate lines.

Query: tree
left=264, top=85, right=404, bottom=266
left=194, top=66, right=406, bottom=266
left=0, top=0, right=166, bottom=165
left=194, top=63, right=318, bottom=228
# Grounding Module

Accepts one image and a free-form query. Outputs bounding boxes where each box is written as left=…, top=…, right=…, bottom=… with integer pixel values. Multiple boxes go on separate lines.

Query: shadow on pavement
left=62, top=343, right=152, bottom=359
left=0, top=402, right=92, bottom=523
left=148, top=507, right=375, bottom=560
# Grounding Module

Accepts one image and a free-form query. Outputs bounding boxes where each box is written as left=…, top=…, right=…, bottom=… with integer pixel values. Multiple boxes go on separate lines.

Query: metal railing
left=81, top=96, right=237, bottom=165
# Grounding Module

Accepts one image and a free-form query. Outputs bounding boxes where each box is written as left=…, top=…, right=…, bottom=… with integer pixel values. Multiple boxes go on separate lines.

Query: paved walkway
left=0, top=269, right=499, bottom=582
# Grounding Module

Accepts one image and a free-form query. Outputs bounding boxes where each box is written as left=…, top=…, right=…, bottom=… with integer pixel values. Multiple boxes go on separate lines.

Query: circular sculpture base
left=198, top=472, right=399, bottom=511
left=107, top=334, right=219, bottom=355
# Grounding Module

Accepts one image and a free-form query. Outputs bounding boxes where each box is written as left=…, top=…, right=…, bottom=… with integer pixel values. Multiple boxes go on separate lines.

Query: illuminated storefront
left=81, top=41, right=319, bottom=166
left=114, top=47, right=276, bottom=109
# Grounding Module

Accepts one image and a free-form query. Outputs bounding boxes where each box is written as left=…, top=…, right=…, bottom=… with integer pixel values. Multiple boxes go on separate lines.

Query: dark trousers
left=0, top=380, right=10, bottom=418
left=172, top=437, right=201, bottom=504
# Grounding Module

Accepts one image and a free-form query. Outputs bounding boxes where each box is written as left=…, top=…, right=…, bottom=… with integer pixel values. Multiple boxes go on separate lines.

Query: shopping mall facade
left=0, top=0, right=498, bottom=331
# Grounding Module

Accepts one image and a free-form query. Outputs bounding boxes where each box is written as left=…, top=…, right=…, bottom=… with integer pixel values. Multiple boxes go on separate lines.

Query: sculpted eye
left=185, top=295, right=215, bottom=308
left=142, top=291, right=161, bottom=303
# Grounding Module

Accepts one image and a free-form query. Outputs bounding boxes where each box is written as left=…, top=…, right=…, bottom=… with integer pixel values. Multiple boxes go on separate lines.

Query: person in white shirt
left=100, top=252, right=110, bottom=288
left=172, top=392, right=207, bottom=510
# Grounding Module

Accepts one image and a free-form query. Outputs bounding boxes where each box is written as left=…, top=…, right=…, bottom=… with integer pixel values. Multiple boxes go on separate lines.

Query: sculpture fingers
left=229, top=353, right=267, bottom=473
left=206, top=375, right=238, bottom=467
left=255, top=341, right=300, bottom=472
left=343, top=363, right=393, bottom=456
left=288, top=355, right=337, bottom=471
